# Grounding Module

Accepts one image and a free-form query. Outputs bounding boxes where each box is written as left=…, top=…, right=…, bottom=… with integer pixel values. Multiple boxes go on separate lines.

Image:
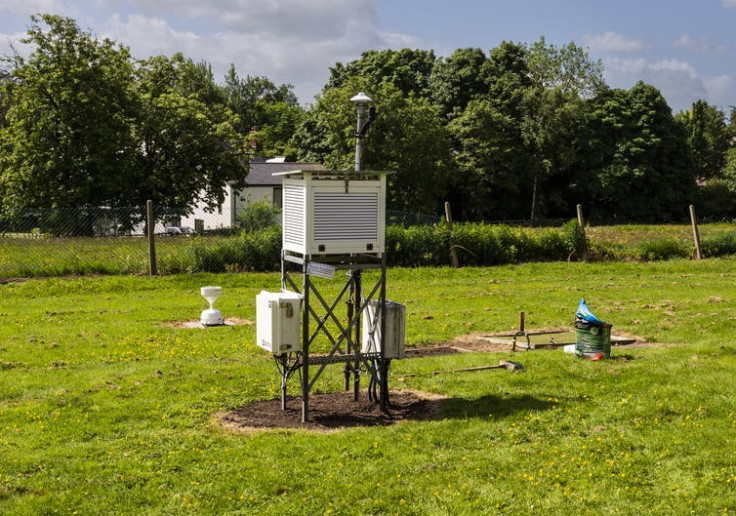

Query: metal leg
left=353, top=270, right=362, bottom=402
left=301, top=263, right=310, bottom=423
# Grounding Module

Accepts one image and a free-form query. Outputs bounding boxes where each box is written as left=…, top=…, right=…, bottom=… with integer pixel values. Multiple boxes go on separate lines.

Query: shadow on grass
left=439, top=394, right=557, bottom=420
left=217, top=390, right=558, bottom=432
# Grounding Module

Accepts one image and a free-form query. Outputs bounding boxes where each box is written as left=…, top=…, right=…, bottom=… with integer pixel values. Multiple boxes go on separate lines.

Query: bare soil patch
left=215, top=328, right=659, bottom=432
left=164, top=318, right=253, bottom=329
left=217, top=390, right=446, bottom=433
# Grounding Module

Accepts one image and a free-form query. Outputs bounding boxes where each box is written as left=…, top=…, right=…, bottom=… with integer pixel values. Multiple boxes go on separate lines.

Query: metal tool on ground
left=401, top=360, right=525, bottom=377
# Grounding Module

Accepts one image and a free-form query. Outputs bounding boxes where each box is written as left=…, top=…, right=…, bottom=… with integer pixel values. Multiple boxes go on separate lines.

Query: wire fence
left=3, top=203, right=732, bottom=279
left=0, top=205, right=446, bottom=278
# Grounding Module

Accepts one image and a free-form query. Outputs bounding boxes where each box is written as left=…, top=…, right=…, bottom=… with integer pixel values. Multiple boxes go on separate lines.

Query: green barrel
left=575, top=320, right=612, bottom=358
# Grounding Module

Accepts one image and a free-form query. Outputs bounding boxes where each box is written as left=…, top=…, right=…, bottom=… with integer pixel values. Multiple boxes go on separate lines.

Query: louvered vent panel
left=283, top=184, right=305, bottom=247
left=313, top=193, right=378, bottom=240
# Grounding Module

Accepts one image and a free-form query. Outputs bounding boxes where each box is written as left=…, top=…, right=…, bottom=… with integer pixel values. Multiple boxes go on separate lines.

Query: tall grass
left=2, top=222, right=736, bottom=278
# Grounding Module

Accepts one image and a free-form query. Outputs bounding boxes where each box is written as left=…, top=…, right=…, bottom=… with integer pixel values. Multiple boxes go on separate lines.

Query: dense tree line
left=1, top=14, right=735, bottom=226
left=296, top=44, right=736, bottom=222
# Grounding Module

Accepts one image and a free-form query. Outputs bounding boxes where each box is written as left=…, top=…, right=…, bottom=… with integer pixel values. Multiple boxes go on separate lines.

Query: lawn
left=1, top=259, right=736, bottom=514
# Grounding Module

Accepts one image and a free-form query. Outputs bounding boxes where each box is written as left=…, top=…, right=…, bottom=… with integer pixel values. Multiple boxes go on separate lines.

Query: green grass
left=2, top=261, right=736, bottom=514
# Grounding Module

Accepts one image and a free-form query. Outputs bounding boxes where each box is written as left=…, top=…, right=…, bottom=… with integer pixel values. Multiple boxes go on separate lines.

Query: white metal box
left=361, top=300, right=406, bottom=359
left=280, top=170, right=387, bottom=256
left=256, top=291, right=303, bottom=354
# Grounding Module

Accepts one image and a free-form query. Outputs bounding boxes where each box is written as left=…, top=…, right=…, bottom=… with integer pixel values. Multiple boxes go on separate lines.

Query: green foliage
left=429, top=47, right=489, bottom=118
left=701, top=231, right=736, bottom=257
left=236, top=198, right=281, bottom=232
left=675, top=100, right=730, bottom=181
left=325, top=48, right=436, bottom=98
left=561, top=218, right=587, bottom=259
left=0, top=17, right=247, bottom=223
left=133, top=54, right=247, bottom=214
left=695, top=179, right=736, bottom=220
left=524, top=36, right=606, bottom=98
left=296, top=78, right=452, bottom=213
left=585, top=82, right=696, bottom=222
left=636, top=238, right=691, bottom=261
left=223, top=65, right=304, bottom=158
left=448, top=99, right=528, bottom=220
left=0, top=14, right=138, bottom=215
left=186, top=226, right=282, bottom=273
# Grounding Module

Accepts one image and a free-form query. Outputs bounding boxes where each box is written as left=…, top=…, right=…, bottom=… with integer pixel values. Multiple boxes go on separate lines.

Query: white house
left=178, top=160, right=324, bottom=231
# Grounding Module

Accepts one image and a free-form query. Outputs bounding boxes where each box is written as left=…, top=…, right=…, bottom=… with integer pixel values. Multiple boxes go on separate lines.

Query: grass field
left=2, top=259, right=736, bottom=514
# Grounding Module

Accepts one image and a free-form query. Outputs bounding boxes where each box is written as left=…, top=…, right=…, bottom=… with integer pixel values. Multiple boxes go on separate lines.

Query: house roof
left=246, top=162, right=325, bottom=186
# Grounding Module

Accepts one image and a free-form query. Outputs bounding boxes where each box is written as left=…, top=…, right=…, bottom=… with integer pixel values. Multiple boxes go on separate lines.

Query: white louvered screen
left=283, top=183, right=305, bottom=250
left=313, top=193, right=378, bottom=241
left=280, top=171, right=386, bottom=256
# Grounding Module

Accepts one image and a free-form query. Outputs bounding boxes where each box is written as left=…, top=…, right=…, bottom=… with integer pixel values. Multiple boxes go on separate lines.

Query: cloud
left=583, top=31, right=647, bottom=53
left=723, top=0, right=736, bottom=8
left=99, top=2, right=411, bottom=105
left=0, top=0, right=67, bottom=14
left=703, top=75, right=735, bottom=107
left=604, top=57, right=704, bottom=112
left=674, top=34, right=729, bottom=54
left=602, top=57, right=736, bottom=112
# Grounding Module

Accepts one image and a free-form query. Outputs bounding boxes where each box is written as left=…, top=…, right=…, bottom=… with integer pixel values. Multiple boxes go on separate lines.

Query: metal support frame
left=277, top=250, right=389, bottom=422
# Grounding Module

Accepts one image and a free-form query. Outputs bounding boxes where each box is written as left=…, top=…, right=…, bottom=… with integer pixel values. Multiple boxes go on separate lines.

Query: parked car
left=164, top=226, right=195, bottom=236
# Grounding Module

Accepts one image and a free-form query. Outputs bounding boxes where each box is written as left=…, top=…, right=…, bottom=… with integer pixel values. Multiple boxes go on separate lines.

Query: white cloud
left=0, top=0, right=67, bottom=14
left=583, top=31, right=647, bottom=53
left=703, top=74, right=735, bottom=107
left=104, top=14, right=201, bottom=58
left=723, top=0, right=736, bottom=8
left=601, top=57, right=736, bottom=112
left=674, top=34, right=728, bottom=54
left=99, top=2, right=410, bottom=104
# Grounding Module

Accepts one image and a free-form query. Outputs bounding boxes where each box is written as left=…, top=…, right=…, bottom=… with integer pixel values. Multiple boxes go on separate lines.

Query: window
left=273, top=187, right=283, bottom=209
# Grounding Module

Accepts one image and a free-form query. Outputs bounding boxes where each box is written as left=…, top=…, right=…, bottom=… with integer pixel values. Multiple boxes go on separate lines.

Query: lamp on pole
left=350, top=91, right=373, bottom=171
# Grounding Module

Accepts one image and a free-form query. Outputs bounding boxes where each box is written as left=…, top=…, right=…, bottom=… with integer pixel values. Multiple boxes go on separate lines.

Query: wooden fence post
left=445, top=202, right=460, bottom=268
left=576, top=204, right=589, bottom=263
left=147, top=200, right=158, bottom=275
left=689, top=204, right=703, bottom=260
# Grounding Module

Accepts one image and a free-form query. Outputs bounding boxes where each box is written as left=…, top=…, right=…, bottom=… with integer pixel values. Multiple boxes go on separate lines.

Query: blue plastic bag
left=576, top=298, right=603, bottom=325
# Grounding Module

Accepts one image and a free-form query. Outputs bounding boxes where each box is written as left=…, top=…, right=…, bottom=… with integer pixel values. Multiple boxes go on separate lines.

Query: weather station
left=255, top=92, right=406, bottom=422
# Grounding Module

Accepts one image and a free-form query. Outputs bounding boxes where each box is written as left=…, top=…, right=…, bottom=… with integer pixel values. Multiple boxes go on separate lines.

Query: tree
left=0, top=14, right=138, bottom=215
left=429, top=48, right=489, bottom=119
left=520, top=86, right=587, bottom=221
left=525, top=36, right=606, bottom=98
left=448, top=99, right=529, bottom=219
left=585, top=82, right=695, bottom=221
left=294, top=77, right=452, bottom=213
left=132, top=54, right=247, bottom=214
left=223, top=65, right=303, bottom=157
left=324, top=49, right=436, bottom=98
left=675, top=100, right=730, bottom=181
left=0, top=16, right=247, bottom=227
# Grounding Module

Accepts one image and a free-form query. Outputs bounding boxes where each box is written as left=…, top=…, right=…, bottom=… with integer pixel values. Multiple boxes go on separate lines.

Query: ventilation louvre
left=280, top=171, right=387, bottom=256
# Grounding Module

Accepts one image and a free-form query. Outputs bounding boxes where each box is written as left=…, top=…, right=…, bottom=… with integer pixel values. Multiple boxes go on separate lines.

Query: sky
left=1, top=0, right=735, bottom=113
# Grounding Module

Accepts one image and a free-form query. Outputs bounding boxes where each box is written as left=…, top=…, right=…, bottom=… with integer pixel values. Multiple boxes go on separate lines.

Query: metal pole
left=301, top=260, right=310, bottom=423
left=353, top=270, right=362, bottom=402
left=355, top=106, right=365, bottom=171
left=345, top=273, right=355, bottom=391
left=351, top=92, right=372, bottom=172
left=379, top=253, right=389, bottom=411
